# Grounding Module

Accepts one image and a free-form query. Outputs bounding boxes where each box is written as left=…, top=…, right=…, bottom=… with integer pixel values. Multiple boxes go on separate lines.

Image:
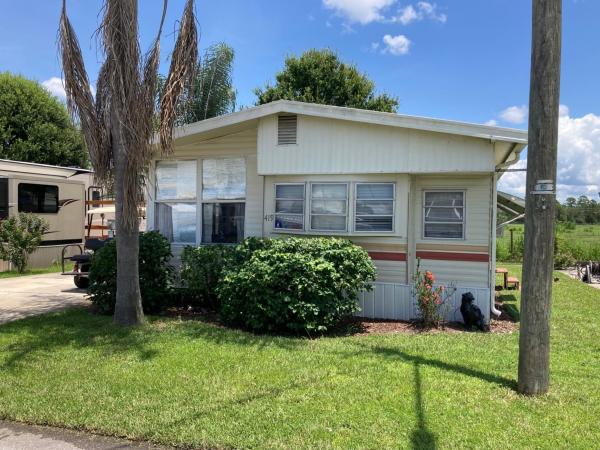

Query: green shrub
left=181, top=244, right=235, bottom=307
left=218, top=237, right=376, bottom=334
left=89, top=231, right=173, bottom=314
left=0, top=213, right=49, bottom=273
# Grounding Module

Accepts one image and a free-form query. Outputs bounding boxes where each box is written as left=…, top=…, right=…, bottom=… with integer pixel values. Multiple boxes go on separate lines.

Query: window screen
left=310, top=183, right=348, bottom=231
left=423, top=191, right=465, bottom=239
left=355, top=183, right=394, bottom=232
left=18, top=183, right=59, bottom=213
left=274, top=184, right=304, bottom=230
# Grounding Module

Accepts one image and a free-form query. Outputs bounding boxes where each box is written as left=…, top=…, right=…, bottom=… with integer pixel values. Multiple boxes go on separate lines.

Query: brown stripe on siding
left=416, top=244, right=489, bottom=253
left=416, top=251, right=489, bottom=262
left=368, top=251, right=407, bottom=262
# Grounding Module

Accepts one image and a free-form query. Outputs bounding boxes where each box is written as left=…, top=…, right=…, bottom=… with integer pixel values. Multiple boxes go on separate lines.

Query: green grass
left=0, top=266, right=599, bottom=449
left=0, top=262, right=67, bottom=279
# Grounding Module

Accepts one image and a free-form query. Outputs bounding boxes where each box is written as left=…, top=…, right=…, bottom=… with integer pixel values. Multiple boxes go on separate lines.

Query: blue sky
left=0, top=0, right=598, bottom=200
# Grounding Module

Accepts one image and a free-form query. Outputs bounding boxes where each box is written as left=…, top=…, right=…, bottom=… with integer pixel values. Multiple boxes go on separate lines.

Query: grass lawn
left=0, top=263, right=67, bottom=279
left=0, top=264, right=599, bottom=449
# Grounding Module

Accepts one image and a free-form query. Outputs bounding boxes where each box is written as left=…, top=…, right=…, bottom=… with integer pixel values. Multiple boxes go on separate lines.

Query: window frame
left=353, top=182, right=396, bottom=233
left=273, top=183, right=305, bottom=231
left=308, top=182, right=349, bottom=233
left=17, top=183, right=59, bottom=214
left=422, top=189, right=466, bottom=240
left=153, top=159, right=198, bottom=245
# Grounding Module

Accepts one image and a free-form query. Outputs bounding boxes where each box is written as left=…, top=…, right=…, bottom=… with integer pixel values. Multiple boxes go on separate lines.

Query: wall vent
left=277, top=114, right=297, bottom=145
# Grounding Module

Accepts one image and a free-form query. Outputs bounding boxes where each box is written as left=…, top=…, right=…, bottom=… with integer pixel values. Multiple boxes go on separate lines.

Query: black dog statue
left=460, top=292, right=488, bottom=331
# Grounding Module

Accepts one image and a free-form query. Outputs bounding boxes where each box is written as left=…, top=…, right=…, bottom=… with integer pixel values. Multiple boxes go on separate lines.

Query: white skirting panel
left=356, top=282, right=491, bottom=323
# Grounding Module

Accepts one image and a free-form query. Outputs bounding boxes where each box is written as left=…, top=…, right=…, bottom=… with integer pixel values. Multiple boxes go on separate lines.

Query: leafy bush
left=412, top=260, right=451, bottom=328
left=0, top=213, right=49, bottom=272
left=89, top=231, right=173, bottom=314
left=218, top=237, right=376, bottom=334
left=180, top=244, right=235, bottom=307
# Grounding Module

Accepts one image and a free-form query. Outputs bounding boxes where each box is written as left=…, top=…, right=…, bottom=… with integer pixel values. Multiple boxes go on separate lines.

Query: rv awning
left=497, top=191, right=525, bottom=228
left=497, top=191, right=525, bottom=215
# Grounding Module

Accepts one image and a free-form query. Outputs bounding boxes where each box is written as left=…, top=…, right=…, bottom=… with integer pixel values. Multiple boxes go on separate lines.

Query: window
left=310, top=183, right=348, bottom=231
left=355, top=183, right=394, bottom=232
left=154, top=160, right=197, bottom=243
left=277, top=115, right=297, bottom=145
left=0, top=178, right=7, bottom=219
left=18, top=183, right=58, bottom=213
left=423, top=191, right=465, bottom=239
left=201, top=158, right=246, bottom=244
left=274, top=184, right=305, bottom=230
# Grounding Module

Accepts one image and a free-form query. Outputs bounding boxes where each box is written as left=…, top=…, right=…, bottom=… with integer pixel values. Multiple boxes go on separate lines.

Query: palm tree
left=59, top=0, right=198, bottom=326
left=158, top=42, right=236, bottom=125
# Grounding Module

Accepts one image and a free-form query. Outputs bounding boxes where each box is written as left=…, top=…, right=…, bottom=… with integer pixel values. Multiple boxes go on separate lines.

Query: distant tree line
left=556, top=195, right=600, bottom=224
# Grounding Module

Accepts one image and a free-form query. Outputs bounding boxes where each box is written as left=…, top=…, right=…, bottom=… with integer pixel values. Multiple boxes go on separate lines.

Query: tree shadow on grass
left=0, top=308, right=159, bottom=371
left=410, top=362, right=437, bottom=450
left=368, top=345, right=517, bottom=390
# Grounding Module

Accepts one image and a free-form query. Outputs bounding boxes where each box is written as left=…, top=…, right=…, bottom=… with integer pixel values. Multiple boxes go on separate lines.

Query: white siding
left=357, top=282, right=491, bottom=323
left=258, top=115, right=495, bottom=175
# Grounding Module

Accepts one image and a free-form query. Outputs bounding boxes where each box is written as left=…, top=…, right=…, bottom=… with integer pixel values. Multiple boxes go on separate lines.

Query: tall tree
left=255, top=49, right=398, bottom=112
left=59, top=0, right=198, bottom=326
left=159, top=43, right=236, bottom=125
left=518, top=0, right=562, bottom=395
left=0, top=72, right=87, bottom=167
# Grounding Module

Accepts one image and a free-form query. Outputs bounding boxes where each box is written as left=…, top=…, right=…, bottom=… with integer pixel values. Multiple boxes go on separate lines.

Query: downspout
left=489, top=143, right=502, bottom=319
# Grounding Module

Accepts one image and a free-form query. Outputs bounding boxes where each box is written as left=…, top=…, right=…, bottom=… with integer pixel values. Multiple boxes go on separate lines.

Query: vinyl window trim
left=353, top=182, right=396, bottom=233
left=422, top=189, right=466, bottom=240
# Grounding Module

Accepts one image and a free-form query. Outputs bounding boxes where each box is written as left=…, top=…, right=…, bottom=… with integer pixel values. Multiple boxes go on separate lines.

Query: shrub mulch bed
left=158, top=302, right=519, bottom=337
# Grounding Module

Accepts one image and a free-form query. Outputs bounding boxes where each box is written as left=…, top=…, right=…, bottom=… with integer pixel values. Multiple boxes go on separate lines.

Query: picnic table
left=496, top=267, right=509, bottom=289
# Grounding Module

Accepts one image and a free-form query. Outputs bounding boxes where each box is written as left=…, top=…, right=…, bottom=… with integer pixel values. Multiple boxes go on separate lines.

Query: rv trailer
left=0, top=159, right=92, bottom=271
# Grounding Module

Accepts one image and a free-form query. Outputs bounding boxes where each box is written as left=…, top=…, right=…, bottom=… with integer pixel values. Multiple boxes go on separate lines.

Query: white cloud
left=393, top=2, right=447, bottom=24
left=498, top=108, right=600, bottom=202
left=499, top=105, right=528, bottom=124
left=42, top=76, right=96, bottom=101
left=485, top=119, right=498, bottom=126
left=42, top=77, right=66, bottom=100
left=397, top=5, right=419, bottom=24
left=322, top=0, right=396, bottom=24
left=381, top=34, right=411, bottom=55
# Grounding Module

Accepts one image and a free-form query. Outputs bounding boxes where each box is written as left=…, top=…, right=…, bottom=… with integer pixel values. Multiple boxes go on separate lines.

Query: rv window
left=354, top=183, right=395, bottom=232
left=423, top=191, right=465, bottom=239
left=0, top=178, right=7, bottom=219
left=18, top=183, right=59, bottom=214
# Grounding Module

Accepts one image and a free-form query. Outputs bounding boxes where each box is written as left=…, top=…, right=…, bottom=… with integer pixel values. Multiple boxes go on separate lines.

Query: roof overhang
left=171, top=100, right=529, bottom=147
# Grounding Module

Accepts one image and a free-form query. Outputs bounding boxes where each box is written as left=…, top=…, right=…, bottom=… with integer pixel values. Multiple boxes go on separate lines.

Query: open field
left=498, top=224, right=600, bottom=261
left=0, top=264, right=599, bottom=449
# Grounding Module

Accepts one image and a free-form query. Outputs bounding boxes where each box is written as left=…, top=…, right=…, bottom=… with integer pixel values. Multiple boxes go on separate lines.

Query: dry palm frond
left=159, top=0, right=198, bottom=152
left=59, top=0, right=103, bottom=179
left=59, top=0, right=197, bottom=230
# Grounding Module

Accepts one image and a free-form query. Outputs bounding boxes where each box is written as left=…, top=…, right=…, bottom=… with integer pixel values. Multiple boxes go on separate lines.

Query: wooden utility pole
left=518, top=0, right=562, bottom=395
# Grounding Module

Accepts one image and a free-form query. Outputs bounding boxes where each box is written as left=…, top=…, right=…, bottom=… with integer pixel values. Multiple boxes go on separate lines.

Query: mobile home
left=146, top=101, right=527, bottom=323
left=0, top=159, right=92, bottom=270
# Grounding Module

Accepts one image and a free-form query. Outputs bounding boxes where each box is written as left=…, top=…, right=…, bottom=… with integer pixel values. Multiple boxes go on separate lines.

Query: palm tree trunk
left=112, top=113, right=144, bottom=326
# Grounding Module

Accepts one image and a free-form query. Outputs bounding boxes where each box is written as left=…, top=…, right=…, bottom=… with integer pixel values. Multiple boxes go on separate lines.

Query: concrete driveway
left=0, top=273, right=88, bottom=324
